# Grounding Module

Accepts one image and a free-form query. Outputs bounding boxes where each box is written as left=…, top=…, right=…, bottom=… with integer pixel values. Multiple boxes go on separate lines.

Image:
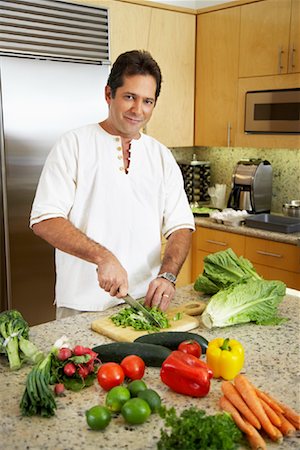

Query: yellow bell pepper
left=206, top=337, right=244, bottom=380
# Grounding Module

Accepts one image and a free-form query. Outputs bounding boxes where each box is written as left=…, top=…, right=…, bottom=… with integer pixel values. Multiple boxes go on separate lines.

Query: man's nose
left=131, top=99, right=143, bottom=115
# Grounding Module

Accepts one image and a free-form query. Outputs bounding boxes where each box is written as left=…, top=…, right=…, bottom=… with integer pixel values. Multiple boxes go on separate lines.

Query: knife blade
left=122, top=294, right=162, bottom=328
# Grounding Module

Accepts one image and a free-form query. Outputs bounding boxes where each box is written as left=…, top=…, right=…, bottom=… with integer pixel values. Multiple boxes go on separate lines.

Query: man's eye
left=124, top=94, right=134, bottom=100
left=145, top=99, right=154, bottom=105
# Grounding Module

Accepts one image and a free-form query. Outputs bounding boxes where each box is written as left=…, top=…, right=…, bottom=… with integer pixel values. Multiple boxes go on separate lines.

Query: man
left=30, top=50, right=195, bottom=319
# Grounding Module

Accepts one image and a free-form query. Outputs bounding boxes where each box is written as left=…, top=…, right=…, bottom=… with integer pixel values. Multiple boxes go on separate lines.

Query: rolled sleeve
left=30, top=133, right=78, bottom=228
left=161, top=151, right=195, bottom=238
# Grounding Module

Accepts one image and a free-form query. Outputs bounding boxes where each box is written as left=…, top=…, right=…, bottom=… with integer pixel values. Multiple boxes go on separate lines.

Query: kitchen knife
left=122, top=294, right=162, bottom=328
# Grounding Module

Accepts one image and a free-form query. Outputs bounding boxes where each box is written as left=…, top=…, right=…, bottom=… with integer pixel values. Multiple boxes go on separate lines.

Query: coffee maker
left=227, top=159, right=272, bottom=213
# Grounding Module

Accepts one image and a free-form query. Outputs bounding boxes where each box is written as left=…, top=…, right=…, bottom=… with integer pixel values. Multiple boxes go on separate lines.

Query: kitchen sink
left=245, top=214, right=300, bottom=234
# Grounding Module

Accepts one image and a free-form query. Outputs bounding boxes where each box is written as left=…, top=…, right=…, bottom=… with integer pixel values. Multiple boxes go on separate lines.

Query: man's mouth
left=124, top=115, right=142, bottom=124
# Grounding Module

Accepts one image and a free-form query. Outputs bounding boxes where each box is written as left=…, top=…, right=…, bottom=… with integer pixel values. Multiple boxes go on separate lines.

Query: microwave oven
left=244, top=88, right=300, bottom=134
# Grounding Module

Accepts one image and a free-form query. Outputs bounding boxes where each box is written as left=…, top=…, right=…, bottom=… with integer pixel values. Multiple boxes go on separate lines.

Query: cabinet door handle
left=206, top=239, right=227, bottom=246
left=227, top=122, right=231, bottom=147
left=256, top=250, right=283, bottom=258
left=278, top=47, right=284, bottom=73
left=289, top=45, right=296, bottom=71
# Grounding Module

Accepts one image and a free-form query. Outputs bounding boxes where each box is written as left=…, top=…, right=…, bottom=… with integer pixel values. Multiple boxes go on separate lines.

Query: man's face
left=105, top=74, right=157, bottom=139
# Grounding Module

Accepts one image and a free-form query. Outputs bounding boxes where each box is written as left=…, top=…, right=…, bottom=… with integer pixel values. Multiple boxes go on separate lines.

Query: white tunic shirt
left=30, top=124, right=195, bottom=311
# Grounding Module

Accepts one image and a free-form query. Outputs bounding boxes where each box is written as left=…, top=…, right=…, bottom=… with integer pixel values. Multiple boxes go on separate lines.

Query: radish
left=63, top=362, right=76, bottom=377
left=73, top=345, right=89, bottom=356
left=78, top=365, right=89, bottom=379
left=57, top=347, right=72, bottom=361
left=54, top=383, right=65, bottom=396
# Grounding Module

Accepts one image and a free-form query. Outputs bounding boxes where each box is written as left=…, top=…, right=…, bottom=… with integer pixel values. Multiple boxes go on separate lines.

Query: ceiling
left=147, top=0, right=232, bottom=9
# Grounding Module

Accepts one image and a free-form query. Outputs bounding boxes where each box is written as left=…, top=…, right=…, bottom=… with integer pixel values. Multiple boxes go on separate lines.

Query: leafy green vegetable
left=110, top=306, right=170, bottom=331
left=201, top=279, right=287, bottom=329
left=194, top=248, right=261, bottom=294
left=0, top=309, right=43, bottom=370
left=158, top=406, right=243, bottom=450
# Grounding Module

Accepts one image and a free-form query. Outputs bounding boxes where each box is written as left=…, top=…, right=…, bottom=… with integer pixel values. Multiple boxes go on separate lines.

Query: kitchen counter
left=1, top=285, right=299, bottom=450
left=194, top=216, right=300, bottom=246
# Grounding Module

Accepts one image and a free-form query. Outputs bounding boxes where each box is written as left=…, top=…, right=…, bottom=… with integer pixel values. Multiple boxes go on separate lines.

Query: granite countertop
left=1, top=286, right=299, bottom=450
left=194, top=216, right=300, bottom=246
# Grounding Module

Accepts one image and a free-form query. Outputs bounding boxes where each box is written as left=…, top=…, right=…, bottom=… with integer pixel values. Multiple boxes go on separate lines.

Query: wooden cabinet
left=146, top=8, right=195, bottom=147
left=105, top=1, right=195, bottom=147
left=191, top=227, right=245, bottom=280
left=239, top=0, right=300, bottom=77
left=195, top=7, right=240, bottom=147
left=192, top=225, right=300, bottom=290
left=108, top=2, right=152, bottom=62
left=245, top=236, right=300, bottom=289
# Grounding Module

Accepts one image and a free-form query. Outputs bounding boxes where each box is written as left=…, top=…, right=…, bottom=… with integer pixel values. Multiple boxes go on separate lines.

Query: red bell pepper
left=160, top=350, right=213, bottom=397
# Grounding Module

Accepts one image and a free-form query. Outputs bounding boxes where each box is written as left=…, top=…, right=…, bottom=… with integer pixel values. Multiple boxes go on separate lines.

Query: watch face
left=159, top=272, right=176, bottom=283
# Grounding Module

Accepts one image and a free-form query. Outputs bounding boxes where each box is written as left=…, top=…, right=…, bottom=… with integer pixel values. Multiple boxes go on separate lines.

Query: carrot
left=259, top=397, right=282, bottom=427
left=234, top=374, right=281, bottom=442
left=244, top=420, right=267, bottom=450
left=254, top=388, right=284, bottom=414
left=219, top=395, right=255, bottom=436
left=256, top=388, right=300, bottom=429
left=277, top=412, right=297, bottom=436
left=221, top=381, right=261, bottom=429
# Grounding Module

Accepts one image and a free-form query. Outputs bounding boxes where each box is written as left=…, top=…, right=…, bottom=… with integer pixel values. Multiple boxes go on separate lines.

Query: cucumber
left=134, top=332, right=209, bottom=354
left=92, top=342, right=171, bottom=367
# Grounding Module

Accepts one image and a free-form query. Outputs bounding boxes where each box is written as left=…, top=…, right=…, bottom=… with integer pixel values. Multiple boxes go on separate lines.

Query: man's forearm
left=160, top=228, right=192, bottom=277
left=32, top=217, right=110, bottom=265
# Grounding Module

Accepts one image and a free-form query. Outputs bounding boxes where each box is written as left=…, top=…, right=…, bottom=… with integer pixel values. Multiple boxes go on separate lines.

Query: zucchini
left=92, top=342, right=171, bottom=367
left=134, top=331, right=209, bottom=354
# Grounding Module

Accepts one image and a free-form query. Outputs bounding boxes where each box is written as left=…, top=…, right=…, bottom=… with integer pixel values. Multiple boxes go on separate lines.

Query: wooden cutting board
left=91, top=301, right=206, bottom=342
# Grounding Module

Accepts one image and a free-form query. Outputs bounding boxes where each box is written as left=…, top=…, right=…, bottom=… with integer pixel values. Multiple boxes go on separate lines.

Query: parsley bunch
left=158, top=407, right=244, bottom=450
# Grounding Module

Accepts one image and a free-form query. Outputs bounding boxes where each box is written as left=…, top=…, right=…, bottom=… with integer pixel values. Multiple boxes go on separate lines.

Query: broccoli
left=0, top=310, right=43, bottom=370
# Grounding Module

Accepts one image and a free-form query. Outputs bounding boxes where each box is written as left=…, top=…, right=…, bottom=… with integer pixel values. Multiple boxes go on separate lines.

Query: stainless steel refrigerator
left=0, top=0, right=110, bottom=325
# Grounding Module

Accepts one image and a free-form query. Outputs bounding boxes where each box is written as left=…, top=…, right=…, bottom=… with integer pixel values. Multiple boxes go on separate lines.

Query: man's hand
left=96, top=252, right=128, bottom=298
left=144, top=277, right=175, bottom=311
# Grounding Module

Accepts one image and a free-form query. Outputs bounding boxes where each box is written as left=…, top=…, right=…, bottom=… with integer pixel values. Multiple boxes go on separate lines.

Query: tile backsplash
left=171, top=146, right=300, bottom=213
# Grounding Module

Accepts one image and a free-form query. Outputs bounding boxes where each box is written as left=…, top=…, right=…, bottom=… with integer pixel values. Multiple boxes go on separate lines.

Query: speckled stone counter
left=1, top=286, right=299, bottom=450
left=194, top=216, right=300, bottom=246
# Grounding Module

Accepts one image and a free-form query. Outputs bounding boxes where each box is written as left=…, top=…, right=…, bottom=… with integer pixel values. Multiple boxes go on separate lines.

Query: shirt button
left=117, top=155, right=122, bottom=160
left=115, top=137, right=120, bottom=142
left=117, top=146, right=122, bottom=151
left=119, top=166, right=124, bottom=171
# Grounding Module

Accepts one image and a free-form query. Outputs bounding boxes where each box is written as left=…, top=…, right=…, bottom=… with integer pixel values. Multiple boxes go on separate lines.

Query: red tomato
left=120, top=355, right=145, bottom=380
left=178, top=340, right=202, bottom=358
left=97, top=362, right=125, bottom=391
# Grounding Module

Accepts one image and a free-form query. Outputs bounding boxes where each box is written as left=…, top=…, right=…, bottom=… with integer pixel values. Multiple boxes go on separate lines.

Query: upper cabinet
left=239, top=0, right=300, bottom=77
left=105, top=1, right=195, bottom=147
left=146, top=9, right=195, bottom=147
left=195, top=7, right=240, bottom=147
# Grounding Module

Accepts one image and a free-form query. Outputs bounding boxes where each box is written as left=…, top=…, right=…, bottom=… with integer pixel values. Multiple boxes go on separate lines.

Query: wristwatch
left=157, top=272, right=177, bottom=285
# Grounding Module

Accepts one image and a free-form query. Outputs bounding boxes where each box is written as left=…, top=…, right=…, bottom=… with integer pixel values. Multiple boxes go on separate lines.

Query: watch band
left=157, top=272, right=177, bottom=285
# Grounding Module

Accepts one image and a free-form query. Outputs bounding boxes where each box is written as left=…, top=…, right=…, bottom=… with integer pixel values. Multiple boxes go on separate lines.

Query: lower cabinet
left=244, top=236, right=300, bottom=290
left=191, top=227, right=245, bottom=280
left=192, top=226, right=300, bottom=290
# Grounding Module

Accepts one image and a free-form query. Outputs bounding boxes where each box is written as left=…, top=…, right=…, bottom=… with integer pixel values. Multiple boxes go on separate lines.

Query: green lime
left=127, top=379, right=147, bottom=397
left=137, top=388, right=161, bottom=413
left=105, top=386, right=131, bottom=412
left=85, top=405, right=111, bottom=430
left=121, top=398, right=151, bottom=425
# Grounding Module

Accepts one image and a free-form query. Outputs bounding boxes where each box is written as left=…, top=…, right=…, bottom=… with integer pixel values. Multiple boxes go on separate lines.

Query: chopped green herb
left=158, top=406, right=244, bottom=450
left=172, top=312, right=182, bottom=321
left=110, top=306, right=170, bottom=332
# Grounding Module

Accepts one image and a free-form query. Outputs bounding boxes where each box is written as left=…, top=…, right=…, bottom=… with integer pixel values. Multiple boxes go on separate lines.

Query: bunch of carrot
left=219, top=374, right=300, bottom=450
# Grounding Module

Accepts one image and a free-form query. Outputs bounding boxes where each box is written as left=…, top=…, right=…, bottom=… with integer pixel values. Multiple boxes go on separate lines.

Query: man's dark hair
left=107, top=50, right=162, bottom=101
